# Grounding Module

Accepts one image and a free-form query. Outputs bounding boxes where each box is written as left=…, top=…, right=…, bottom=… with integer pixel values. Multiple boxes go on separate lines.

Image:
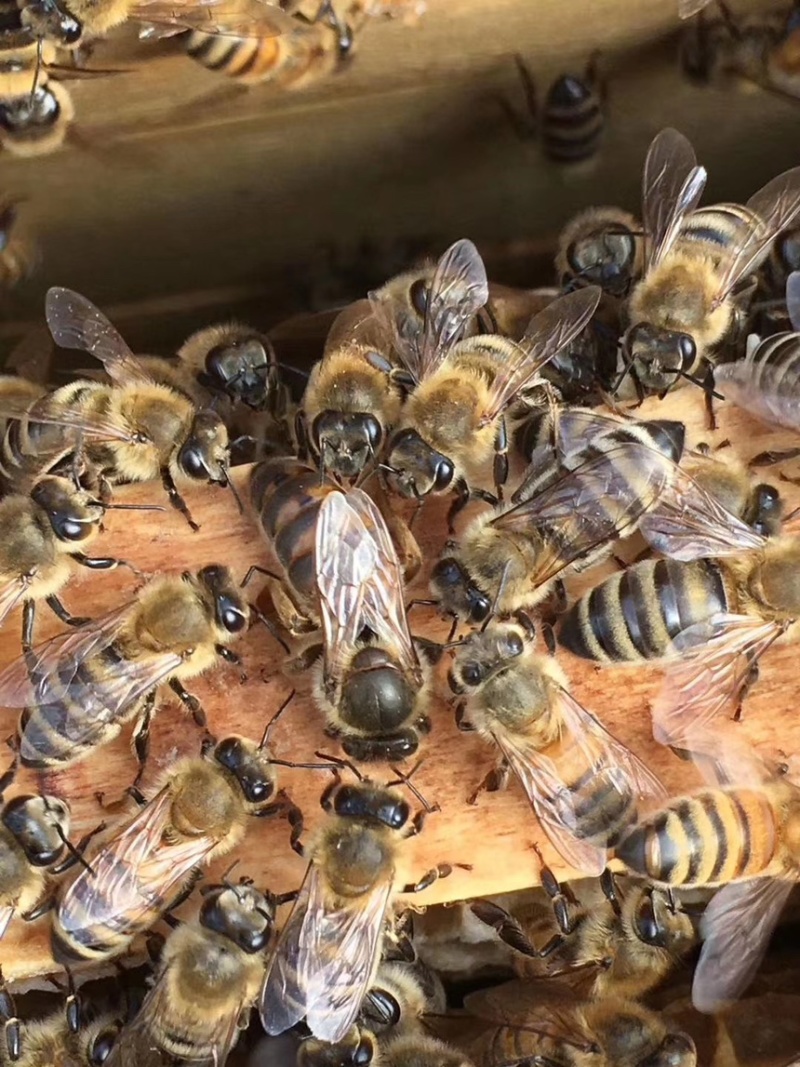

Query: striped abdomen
left=558, top=557, right=730, bottom=661
left=250, top=457, right=333, bottom=606
left=680, top=203, right=764, bottom=265
left=615, top=787, right=779, bottom=887
left=716, top=333, right=800, bottom=430
left=542, top=74, right=603, bottom=164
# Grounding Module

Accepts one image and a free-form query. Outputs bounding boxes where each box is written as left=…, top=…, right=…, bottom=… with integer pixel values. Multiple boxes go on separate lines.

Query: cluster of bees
left=1, top=121, right=800, bottom=1066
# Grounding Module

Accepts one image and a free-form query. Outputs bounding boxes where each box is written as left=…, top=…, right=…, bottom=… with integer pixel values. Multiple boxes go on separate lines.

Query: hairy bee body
left=685, top=448, right=782, bottom=537
left=616, top=781, right=799, bottom=888
left=555, top=207, right=643, bottom=296
left=382, top=1032, right=475, bottom=1067
left=0, top=1010, right=119, bottom=1066
left=541, top=72, right=603, bottom=165
left=715, top=331, right=800, bottom=431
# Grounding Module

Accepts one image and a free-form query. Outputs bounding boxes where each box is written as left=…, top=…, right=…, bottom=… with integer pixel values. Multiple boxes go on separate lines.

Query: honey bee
left=104, top=879, right=278, bottom=1066
left=0, top=476, right=127, bottom=649
left=681, top=444, right=782, bottom=537
left=615, top=738, right=800, bottom=1013
left=381, top=1033, right=475, bottom=1067
left=0, top=287, right=238, bottom=529
left=0, top=565, right=249, bottom=774
left=260, top=760, right=462, bottom=1044
left=0, top=753, right=94, bottom=940
left=362, top=958, right=445, bottom=1034
left=0, top=81, right=74, bottom=159
left=303, top=239, right=489, bottom=483
left=623, top=128, right=800, bottom=397
left=555, top=207, right=644, bottom=298
left=51, top=708, right=295, bottom=964
left=500, top=53, right=606, bottom=166
left=298, top=1029, right=471, bottom=1067
left=298, top=1028, right=380, bottom=1067
left=0, top=981, right=120, bottom=1067
left=449, top=618, right=665, bottom=875
left=470, top=863, right=697, bottom=998
left=451, top=980, right=697, bottom=1067
left=384, top=285, right=600, bottom=505
left=0, top=200, right=35, bottom=289
left=299, top=487, right=431, bottom=762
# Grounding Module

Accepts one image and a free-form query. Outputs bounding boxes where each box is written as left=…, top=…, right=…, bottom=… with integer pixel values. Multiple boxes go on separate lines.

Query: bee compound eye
left=363, top=415, right=382, bottom=449
left=461, top=662, right=484, bottom=687
left=89, top=1028, right=119, bottom=1065
left=180, top=445, right=207, bottom=478
left=433, top=456, right=454, bottom=491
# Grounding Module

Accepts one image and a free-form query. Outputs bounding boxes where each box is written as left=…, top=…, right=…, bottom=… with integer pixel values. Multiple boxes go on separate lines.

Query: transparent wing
left=260, top=860, right=393, bottom=1043
left=639, top=465, right=767, bottom=560
left=786, top=270, right=800, bottom=332
left=57, top=787, right=214, bottom=948
left=493, top=442, right=676, bottom=589
left=693, top=877, right=793, bottom=1013
left=711, top=170, right=800, bottom=309
left=129, top=0, right=297, bottom=37
left=642, top=128, right=707, bottom=269
left=479, top=287, right=601, bottom=426
left=0, top=907, right=14, bottom=941
left=0, top=395, right=142, bottom=445
left=678, top=0, right=712, bottom=16
left=45, top=288, right=151, bottom=386
left=416, top=239, right=489, bottom=381
left=0, top=578, right=29, bottom=630
left=652, top=613, right=785, bottom=749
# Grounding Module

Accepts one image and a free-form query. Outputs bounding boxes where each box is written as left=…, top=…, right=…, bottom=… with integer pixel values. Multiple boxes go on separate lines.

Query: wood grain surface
left=1, top=386, right=799, bottom=983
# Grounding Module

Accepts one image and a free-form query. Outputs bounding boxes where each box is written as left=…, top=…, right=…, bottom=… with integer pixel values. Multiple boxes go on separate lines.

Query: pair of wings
left=0, top=605, right=184, bottom=764
left=491, top=681, right=665, bottom=877
left=642, top=128, right=800, bottom=310
left=260, top=857, right=394, bottom=1043
left=57, top=783, right=217, bottom=953
left=368, top=239, right=601, bottom=423
left=315, top=488, right=420, bottom=706
left=111, top=0, right=301, bottom=41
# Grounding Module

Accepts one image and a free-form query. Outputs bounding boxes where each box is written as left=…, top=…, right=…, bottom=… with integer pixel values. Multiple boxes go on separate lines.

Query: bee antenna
left=312, top=751, right=365, bottom=780
left=259, top=689, right=296, bottom=751
left=100, top=502, right=166, bottom=511
left=482, top=559, right=512, bottom=631
left=274, top=361, right=310, bottom=382
left=220, top=858, right=241, bottom=891
left=387, top=760, right=437, bottom=812
left=673, top=367, right=724, bottom=400
left=56, top=825, right=95, bottom=877
left=221, top=464, right=244, bottom=515
left=30, top=39, right=42, bottom=105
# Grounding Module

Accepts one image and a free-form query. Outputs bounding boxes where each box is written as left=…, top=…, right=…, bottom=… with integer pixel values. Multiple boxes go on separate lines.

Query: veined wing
left=130, top=0, right=297, bottom=37
left=416, top=239, right=489, bottom=381
left=46, top=288, right=153, bottom=386
left=0, top=578, right=29, bottom=630
left=642, top=128, right=707, bottom=269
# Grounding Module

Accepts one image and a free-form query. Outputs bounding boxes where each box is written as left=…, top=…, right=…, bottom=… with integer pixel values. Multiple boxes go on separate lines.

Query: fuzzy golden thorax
left=629, top=251, right=732, bottom=348
left=61, top=0, right=134, bottom=37
left=313, top=820, right=398, bottom=900
left=744, top=537, right=800, bottom=617
left=165, top=759, right=244, bottom=846
left=305, top=346, right=402, bottom=423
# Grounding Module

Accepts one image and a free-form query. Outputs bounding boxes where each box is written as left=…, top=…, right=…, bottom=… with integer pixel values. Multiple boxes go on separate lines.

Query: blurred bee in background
left=447, top=980, right=696, bottom=1067
left=0, top=980, right=120, bottom=1066
left=680, top=1, right=800, bottom=101
left=448, top=617, right=665, bottom=875
left=384, top=284, right=600, bottom=508
left=0, top=564, right=249, bottom=775
left=0, top=200, right=36, bottom=289
left=555, top=207, right=644, bottom=298
left=260, top=760, right=464, bottom=1044
left=499, top=52, right=607, bottom=167
left=52, top=705, right=297, bottom=965
left=616, top=736, right=800, bottom=1014
left=0, top=32, right=75, bottom=158
left=293, top=487, right=432, bottom=762
left=470, top=859, right=698, bottom=999
left=104, top=880, right=278, bottom=1066
left=622, top=127, right=800, bottom=399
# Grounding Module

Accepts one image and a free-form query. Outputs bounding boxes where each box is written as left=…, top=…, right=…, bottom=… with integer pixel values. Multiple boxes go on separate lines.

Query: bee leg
left=20, top=601, right=34, bottom=654
left=160, top=468, right=199, bottom=532
left=64, top=969, right=80, bottom=1034
left=446, top=481, right=471, bottom=534
left=215, top=644, right=241, bottom=665
left=48, top=821, right=106, bottom=876
left=131, top=693, right=156, bottom=788
left=168, top=678, right=206, bottom=727
left=495, top=54, right=537, bottom=141
left=533, top=843, right=579, bottom=935
left=249, top=602, right=292, bottom=656
left=287, top=800, right=306, bottom=857
left=599, top=868, right=622, bottom=917
left=493, top=417, right=509, bottom=502
left=750, top=447, right=800, bottom=467
left=71, top=552, right=126, bottom=571
left=733, top=659, right=760, bottom=722
left=285, top=642, right=323, bottom=674
left=0, top=969, right=21, bottom=1063
left=0, top=753, right=18, bottom=797
left=541, top=621, right=557, bottom=657
left=467, top=759, right=510, bottom=805
left=44, top=594, right=90, bottom=629
left=163, top=867, right=204, bottom=919
left=401, top=863, right=471, bottom=894
left=702, top=366, right=717, bottom=431
left=469, top=900, right=542, bottom=956
left=20, top=896, right=55, bottom=921
left=454, top=701, right=474, bottom=732
left=320, top=771, right=342, bottom=813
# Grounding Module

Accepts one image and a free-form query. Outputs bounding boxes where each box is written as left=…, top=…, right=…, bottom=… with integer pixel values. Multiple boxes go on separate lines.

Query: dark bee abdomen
left=615, top=788, right=778, bottom=886
left=680, top=203, right=761, bottom=259
left=543, top=75, right=603, bottom=164
left=571, top=765, right=637, bottom=847
left=558, top=557, right=729, bottom=661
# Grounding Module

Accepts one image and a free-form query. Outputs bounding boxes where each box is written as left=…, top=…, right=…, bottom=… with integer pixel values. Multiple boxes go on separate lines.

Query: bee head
left=85, top=1022, right=120, bottom=1066
left=386, top=428, right=454, bottom=499
left=196, top=565, right=249, bottom=635
left=199, top=882, right=275, bottom=953
left=213, top=736, right=276, bottom=808
left=448, top=621, right=526, bottom=694
left=178, top=408, right=230, bottom=484
left=430, top=556, right=491, bottom=625
left=3, top=794, right=70, bottom=866
left=31, top=476, right=102, bottom=543
left=298, top=1028, right=377, bottom=1067
left=332, top=782, right=410, bottom=831
left=20, top=0, right=82, bottom=44
left=638, top=1033, right=697, bottom=1067
left=0, top=85, right=69, bottom=159
left=625, top=323, right=696, bottom=393
left=566, top=224, right=636, bottom=297
left=312, top=411, right=383, bottom=480
left=749, top=483, right=782, bottom=538
left=201, top=334, right=273, bottom=409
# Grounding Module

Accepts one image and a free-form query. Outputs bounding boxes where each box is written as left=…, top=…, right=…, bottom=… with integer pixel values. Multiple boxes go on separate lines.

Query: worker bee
left=298, top=1029, right=471, bottom=1067
left=104, top=879, right=278, bottom=1066
left=679, top=444, right=783, bottom=538
left=500, top=53, right=606, bottom=166
left=623, top=128, right=800, bottom=397
left=0, top=79, right=74, bottom=159
left=260, top=760, right=462, bottom=1044
left=51, top=703, right=293, bottom=964
left=616, top=737, right=800, bottom=1014
left=298, top=1028, right=380, bottom=1067
left=384, top=284, right=600, bottom=505
left=0, top=564, right=249, bottom=774
left=555, top=207, right=644, bottom=298
left=449, top=618, right=665, bottom=875
left=0, top=200, right=35, bottom=289
left=470, top=863, right=697, bottom=999
left=299, top=487, right=430, bottom=762
left=0, top=754, right=93, bottom=941
left=0, top=474, right=150, bottom=651
left=450, top=980, right=697, bottom=1067
left=0, top=286, right=238, bottom=529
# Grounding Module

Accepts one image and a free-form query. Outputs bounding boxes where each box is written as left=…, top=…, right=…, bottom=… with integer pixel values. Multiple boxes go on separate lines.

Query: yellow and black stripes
left=542, top=74, right=604, bottom=164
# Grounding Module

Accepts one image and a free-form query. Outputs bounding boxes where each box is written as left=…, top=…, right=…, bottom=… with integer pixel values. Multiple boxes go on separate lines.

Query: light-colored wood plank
left=1, top=385, right=799, bottom=982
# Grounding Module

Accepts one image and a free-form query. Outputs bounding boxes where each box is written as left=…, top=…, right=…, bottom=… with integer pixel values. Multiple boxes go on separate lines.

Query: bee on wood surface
left=555, top=207, right=644, bottom=298
left=51, top=702, right=296, bottom=964
left=623, top=128, right=800, bottom=398
left=104, top=880, right=279, bottom=1066
left=0, top=564, right=248, bottom=774
left=259, top=759, right=465, bottom=1044
left=449, top=617, right=665, bottom=875
left=681, top=443, right=783, bottom=538
left=0, top=287, right=237, bottom=530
